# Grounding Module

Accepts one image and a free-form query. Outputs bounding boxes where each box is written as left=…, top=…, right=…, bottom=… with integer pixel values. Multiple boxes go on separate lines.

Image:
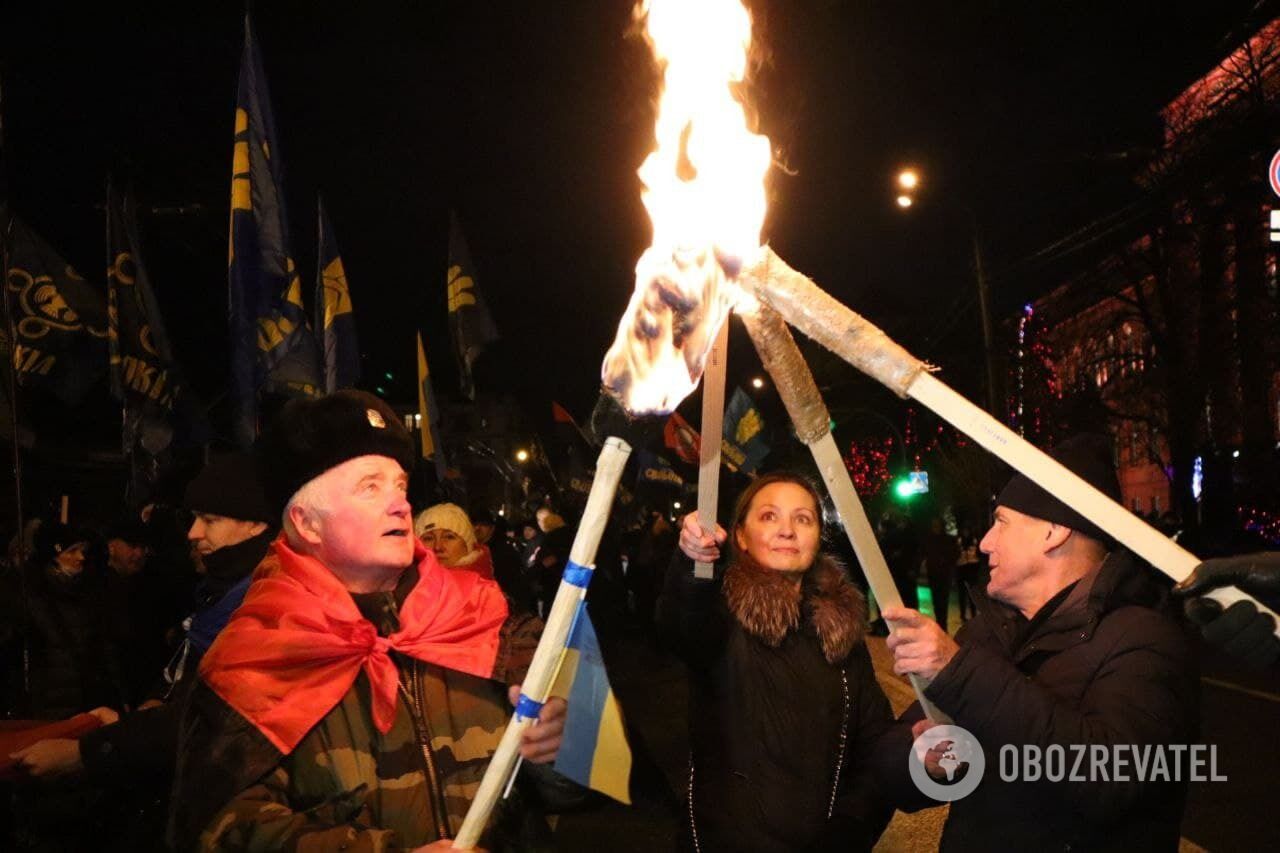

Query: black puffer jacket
left=658, top=551, right=893, bottom=852
left=24, top=563, right=124, bottom=719
left=885, top=550, right=1198, bottom=852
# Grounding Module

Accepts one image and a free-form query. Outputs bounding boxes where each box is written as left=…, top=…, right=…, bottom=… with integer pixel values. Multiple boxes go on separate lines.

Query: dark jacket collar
left=973, top=549, right=1171, bottom=661
left=199, top=528, right=276, bottom=598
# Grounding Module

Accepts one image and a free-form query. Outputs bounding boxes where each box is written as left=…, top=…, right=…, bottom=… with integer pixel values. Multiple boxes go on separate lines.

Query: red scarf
left=199, top=535, right=508, bottom=753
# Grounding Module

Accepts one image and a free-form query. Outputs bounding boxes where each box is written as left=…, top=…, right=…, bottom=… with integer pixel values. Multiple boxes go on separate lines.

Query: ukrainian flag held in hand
left=550, top=602, right=632, bottom=804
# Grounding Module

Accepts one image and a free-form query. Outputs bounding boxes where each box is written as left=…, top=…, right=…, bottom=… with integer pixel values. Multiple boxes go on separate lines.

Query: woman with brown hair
left=657, top=472, right=893, bottom=852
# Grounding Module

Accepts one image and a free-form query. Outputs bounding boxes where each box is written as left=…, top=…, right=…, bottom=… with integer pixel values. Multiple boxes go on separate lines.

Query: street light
left=892, top=164, right=999, bottom=418
left=751, top=376, right=765, bottom=389
left=515, top=448, right=530, bottom=463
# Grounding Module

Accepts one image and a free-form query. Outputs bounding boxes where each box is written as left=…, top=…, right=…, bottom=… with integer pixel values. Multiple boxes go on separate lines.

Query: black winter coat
left=885, top=550, right=1198, bottom=852
left=658, top=551, right=893, bottom=852
left=24, top=563, right=124, bottom=718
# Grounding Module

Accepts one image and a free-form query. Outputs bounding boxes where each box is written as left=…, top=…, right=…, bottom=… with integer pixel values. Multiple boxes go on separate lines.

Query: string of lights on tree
left=842, top=436, right=895, bottom=496
left=841, top=407, right=965, bottom=499
left=1239, top=505, right=1280, bottom=546
left=1008, top=303, right=1062, bottom=446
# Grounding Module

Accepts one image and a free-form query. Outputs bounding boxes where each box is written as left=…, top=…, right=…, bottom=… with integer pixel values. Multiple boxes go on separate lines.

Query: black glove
left=1173, top=553, right=1280, bottom=669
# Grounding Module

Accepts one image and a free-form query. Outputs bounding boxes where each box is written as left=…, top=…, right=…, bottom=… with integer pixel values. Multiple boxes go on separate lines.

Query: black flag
left=1, top=211, right=109, bottom=406
left=107, top=183, right=185, bottom=504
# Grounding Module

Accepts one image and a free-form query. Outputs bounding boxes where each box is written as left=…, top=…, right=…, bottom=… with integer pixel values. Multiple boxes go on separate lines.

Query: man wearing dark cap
left=170, top=390, right=570, bottom=852
left=881, top=434, right=1198, bottom=851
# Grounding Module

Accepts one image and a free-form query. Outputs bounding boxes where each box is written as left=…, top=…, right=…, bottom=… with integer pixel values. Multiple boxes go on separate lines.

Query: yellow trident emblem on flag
left=447, top=265, right=477, bottom=313
left=735, top=408, right=763, bottom=445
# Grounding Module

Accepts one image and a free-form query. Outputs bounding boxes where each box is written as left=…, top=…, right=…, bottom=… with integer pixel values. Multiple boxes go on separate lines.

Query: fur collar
left=721, top=554, right=868, bottom=664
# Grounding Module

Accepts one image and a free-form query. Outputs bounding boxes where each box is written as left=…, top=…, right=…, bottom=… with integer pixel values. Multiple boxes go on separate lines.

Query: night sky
left=4, top=0, right=1276, bottom=446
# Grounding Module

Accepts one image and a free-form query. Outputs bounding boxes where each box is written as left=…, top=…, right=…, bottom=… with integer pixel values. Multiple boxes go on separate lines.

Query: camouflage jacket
left=168, top=566, right=558, bottom=851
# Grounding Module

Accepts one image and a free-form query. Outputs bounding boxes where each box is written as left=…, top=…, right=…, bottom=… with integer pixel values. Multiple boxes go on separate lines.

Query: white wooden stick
left=739, top=247, right=1280, bottom=637
left=453, top=437, right=632, bottom=849
left=739, top=303, right=948, bottom=721
left=695, top=320, right=730, bottom=579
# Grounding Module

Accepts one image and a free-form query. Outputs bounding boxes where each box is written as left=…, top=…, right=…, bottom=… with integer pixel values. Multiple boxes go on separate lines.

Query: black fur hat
left=995, top=433, right=1121, bottom=545
left=256, top=390, right=416, bottom=517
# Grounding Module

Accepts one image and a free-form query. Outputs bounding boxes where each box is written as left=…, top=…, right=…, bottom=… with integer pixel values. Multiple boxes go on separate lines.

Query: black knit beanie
left=183, top=451, right=274, bottom=524
left=995, top=433, right=1121, bottom=546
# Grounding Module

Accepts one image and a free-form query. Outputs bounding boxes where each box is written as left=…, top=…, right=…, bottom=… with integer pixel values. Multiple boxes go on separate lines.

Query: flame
left=601, top=0, right=772, bottom=415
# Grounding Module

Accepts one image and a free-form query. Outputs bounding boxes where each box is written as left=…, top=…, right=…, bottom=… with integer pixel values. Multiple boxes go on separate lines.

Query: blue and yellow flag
left=416, top=333, right=449, bottom=481
left=228, top=14, right=320, bottom=445
left=550, top=601, right=632, bottom=804
left=722, top=387, right=770, bottom=475
left=316, top=196, right=359, bottom=393
left=447, top=212, right=498, bottom=400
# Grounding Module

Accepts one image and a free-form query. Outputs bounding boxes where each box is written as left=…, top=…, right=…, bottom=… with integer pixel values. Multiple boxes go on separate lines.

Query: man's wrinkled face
left=312, top=456, right=414, bottom=575
left=188, top=513, right=263, bottom=556
left=980, top=506, right=1050, bottom=609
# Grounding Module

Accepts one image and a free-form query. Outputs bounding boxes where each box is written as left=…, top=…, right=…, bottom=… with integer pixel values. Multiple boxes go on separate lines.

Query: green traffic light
left=894, top=478, right=915, bottom=499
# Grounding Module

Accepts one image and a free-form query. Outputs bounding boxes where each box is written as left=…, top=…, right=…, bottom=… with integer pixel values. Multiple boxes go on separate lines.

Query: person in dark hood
left=660, top=471, right=893, bottom=852
left=100, top=518, right=183, bottom=708
left=882, top=435, right=1198, bottom=852
left=18, top=522, right=122, bottom=720
left=7, top=522, right=123, bottom=849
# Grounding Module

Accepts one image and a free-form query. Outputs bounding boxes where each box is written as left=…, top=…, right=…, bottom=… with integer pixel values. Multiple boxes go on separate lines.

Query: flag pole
left=453, top=435, right=632, bottom=849
left=106, top=176, right=131, bottom=505
left=1, top=214, right=31, bottom=703
left=0, top=74, right=32, bottom=704
left=693, top=319, right=729, bottom=579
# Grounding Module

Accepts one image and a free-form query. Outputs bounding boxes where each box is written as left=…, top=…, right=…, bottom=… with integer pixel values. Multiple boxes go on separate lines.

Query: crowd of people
left=1, top=391, right=1277, bottom=851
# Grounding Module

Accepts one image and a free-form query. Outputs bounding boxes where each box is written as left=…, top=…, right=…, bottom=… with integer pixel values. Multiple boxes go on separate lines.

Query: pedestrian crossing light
left=893, top=471, right=929, bottom=500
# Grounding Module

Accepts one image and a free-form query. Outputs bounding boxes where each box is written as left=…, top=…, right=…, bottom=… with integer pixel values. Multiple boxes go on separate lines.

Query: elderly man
left=882, top=434, right=1197, bottom=852
left=170, top=391, right=567, bottom=852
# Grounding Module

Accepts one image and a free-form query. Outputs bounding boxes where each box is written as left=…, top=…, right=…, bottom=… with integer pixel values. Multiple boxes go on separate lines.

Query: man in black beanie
left=879, top=434, right=1198, bottom=852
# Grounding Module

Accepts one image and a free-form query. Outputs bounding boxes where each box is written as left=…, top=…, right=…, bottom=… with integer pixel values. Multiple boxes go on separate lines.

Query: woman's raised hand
left=679, top=512, right=727, bottom=564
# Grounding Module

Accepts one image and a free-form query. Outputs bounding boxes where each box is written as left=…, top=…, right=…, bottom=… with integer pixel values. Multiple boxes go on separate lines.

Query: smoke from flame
left=601, top=0, right=772, bottom=416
